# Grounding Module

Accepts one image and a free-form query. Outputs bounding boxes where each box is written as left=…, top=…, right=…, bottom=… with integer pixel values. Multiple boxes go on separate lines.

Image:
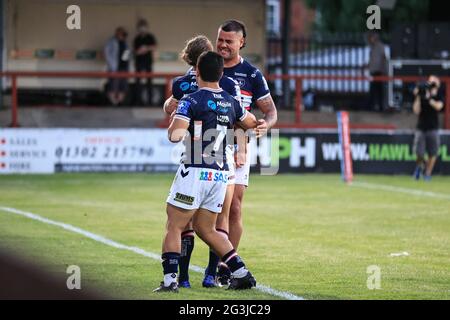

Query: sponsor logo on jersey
left=180, top=82, right=190, bottom=91
left=174, top=192, right=195, bottom=205
left=213, top=93, right=224, bottom=99
left=207, top=100, right=217, bottom=110
left=240, top=89, right=253, bottom=110
left=187, top=96, right=198, bottom=104
left=235, top=72, right=247, bottom=77
left=199, top=170, right=228, bottom=183
left=217, top=115, right=230, bottom=123
left=216, top=101, right=231, bottom=109
left=177, top=100, right=191, bottom=115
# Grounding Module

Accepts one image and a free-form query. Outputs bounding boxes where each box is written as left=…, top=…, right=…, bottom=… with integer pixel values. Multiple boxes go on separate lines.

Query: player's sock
left=222, top=249, right=248, bottom=279
left=162, top=252, right=180, bottom=286
left=205, top=228, right=228, bottom=277
left=206, top=250, right=220, bottom=277
left=179, top=230, right=195, bottom=282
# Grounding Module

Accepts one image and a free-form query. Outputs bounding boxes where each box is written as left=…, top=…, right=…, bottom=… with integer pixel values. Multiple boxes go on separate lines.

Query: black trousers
left=134, top=64, right=153, bottom=105
left=368, top=72, right=385, bottom=111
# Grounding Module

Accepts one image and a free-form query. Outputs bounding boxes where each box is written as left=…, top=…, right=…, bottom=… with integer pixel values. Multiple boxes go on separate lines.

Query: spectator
left=104, top=26, right=130, bottom=106
left=412, top=75, right=444, bottom=181
left=133, top=19, right=157, bottom=106
left=366, top=32, right=387, bottom=112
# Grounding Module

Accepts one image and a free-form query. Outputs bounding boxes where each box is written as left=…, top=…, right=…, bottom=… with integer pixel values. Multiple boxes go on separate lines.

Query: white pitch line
left=0, top=206, right=304, bottom=301
left=351, top=181, right=450, bottom=201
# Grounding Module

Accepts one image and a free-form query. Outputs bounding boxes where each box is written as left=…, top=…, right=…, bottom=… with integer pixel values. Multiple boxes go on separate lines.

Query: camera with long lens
left=416, top=81, right=437, bottom=98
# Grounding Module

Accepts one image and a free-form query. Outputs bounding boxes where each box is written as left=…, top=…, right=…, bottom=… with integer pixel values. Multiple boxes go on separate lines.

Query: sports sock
left=222, top=249, right=248, bottom=278
left=179, top=230, right=195, bottom=282
left=162, top=252, right=180, bottom=286
left=206, top=250, right=220, bottom=277
left=205, top=228, right=228, bottom=277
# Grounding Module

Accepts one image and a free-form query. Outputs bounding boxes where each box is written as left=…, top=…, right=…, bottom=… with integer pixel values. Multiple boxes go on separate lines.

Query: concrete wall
left=4, top=0, right=266, bottom=89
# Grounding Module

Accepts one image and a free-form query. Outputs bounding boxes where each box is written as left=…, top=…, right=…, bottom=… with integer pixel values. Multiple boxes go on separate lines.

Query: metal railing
left=1, top=71, right=449, bottom=130
left=267, top=35, right=369, bottom=96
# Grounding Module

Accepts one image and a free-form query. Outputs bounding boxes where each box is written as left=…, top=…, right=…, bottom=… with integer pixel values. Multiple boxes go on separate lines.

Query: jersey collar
left=187, top=67, right=196, bottom=76
left=199, top=87, right=223, bottom=93
left=224, top=57, right=244, bottom=70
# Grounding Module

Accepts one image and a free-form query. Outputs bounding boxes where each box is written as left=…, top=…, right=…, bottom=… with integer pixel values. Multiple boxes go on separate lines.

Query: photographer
left=412, top=75, right=444, bottom=181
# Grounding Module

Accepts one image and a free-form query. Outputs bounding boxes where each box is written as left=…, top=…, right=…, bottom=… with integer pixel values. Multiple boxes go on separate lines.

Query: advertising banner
left=251, top=130, right=450, bottom=174
left=0, top=129, right=182, bottom=174
left=1, top=128, right=450, bottom=175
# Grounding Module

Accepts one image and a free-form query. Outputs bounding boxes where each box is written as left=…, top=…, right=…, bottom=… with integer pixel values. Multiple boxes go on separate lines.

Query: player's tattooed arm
left=255, top=95, right=278, bottom=137
left=163, top=96, right=179, bottom=115
left=238, top=111, right=258, bottom=130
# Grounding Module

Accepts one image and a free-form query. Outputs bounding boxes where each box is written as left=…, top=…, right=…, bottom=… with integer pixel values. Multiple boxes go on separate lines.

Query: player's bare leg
left=204, top=184, right=234, bottom=286
left=216, top=184, right=234, bottom=233
left=154, top=204, right=195, bottom=293
left=193, top=208, right=256, bottom=290
left=425, top=156, right=437, bottom=180
left=178, top=220, right=195, bottom=288
left=193, top=208, right=230, bottom=256
left=229, top=184, right=246, bottom=249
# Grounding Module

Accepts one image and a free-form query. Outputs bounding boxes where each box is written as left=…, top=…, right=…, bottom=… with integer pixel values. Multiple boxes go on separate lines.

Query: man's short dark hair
left=219, top=19, right=247, bottom=48
left=197, top=51, right=223, bottom=82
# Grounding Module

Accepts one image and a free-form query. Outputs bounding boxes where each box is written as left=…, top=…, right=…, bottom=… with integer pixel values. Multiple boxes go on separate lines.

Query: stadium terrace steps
left=0, top=106, right=430, bottom=129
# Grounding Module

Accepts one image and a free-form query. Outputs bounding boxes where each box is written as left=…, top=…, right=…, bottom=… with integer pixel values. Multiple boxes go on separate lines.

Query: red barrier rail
left=0, top=71, right=177, bottom=127
left=265, top=74, right=450, bottom=130
left=1, top=71, right=449, bottom=130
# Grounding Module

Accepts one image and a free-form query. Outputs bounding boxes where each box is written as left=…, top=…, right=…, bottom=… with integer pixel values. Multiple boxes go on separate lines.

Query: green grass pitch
left=1, top=173, right=449, bottom=300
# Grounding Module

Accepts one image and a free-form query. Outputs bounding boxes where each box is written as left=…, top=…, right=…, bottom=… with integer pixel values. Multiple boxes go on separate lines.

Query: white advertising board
left=0, top=129, right=183, bottom=174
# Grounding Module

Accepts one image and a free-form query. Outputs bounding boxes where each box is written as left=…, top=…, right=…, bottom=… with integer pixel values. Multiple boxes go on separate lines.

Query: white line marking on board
left=351, top=181, right=450, bottom=201
left=0, top=206, right=304, bottom=300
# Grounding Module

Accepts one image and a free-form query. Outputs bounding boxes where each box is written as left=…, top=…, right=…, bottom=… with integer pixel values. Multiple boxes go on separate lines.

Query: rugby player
left=162, top=35, right=244, bottom=288
left=154, top=51, right=258, bottom=292
left=204, top=20, right=278, bottom=285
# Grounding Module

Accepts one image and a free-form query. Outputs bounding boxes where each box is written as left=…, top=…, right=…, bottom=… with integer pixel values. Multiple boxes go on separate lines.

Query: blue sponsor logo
left=180, top=82, right=190, bottom=91
left=177, top=100, right=190, bottom=115
left=199, top=170, right=228, bottom=183
left=207, top=100, right=217, bottom=111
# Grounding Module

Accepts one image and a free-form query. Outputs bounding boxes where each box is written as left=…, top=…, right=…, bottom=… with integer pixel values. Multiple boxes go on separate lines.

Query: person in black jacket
left=412, top=75, right=445, bottom=181
left=133, top=19, right=157, bottom=105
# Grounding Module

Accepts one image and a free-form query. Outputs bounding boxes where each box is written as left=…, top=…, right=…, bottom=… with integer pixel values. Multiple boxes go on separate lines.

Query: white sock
left=164, top=273, right=177, bottom=286
left=231, top=267, right=248, bottom=279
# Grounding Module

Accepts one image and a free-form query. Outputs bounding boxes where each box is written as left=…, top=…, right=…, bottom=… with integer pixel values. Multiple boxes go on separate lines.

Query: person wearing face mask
left=133, top=19, right=157, bottom=106
left=412, top=75, right=445, bottom=181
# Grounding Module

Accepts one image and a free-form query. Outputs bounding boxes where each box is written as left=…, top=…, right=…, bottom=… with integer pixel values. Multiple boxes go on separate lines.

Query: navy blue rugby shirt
left=174, top=87, right=248, bottom=171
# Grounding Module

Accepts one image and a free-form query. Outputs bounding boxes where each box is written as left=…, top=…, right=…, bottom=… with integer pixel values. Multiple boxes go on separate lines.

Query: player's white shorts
left=167, top=165, right=229, bottom=213
left=235, top=142, right=251, bottom=187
